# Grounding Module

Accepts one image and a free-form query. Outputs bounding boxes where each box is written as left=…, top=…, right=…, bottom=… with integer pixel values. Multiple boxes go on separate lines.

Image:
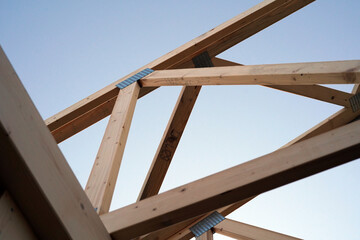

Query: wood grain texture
left=214, top=219, right=301, bottom=240
left=101, top=120, right=360, bottom=239
left=0, top=47, right=111, bottom=240
left=266, top=85, right=352, bottom=107
left=214, top=218, right=301, bottom=240
left=0, top=191, right=37, bottom=240
left=152, top=58, right=355, bottom=240
left=86, top=83, right=140, bottom=214
left=138, top=86, right=201, bottom=201
left=46, top=0, right=314, bottom=142
left=140, top=61, right=360, bottom=87
left=213, top=57, right=353, bottom=107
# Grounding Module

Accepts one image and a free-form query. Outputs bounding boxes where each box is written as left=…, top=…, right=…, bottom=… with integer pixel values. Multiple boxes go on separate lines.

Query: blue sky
left=1, top=1, right=360, bottom=239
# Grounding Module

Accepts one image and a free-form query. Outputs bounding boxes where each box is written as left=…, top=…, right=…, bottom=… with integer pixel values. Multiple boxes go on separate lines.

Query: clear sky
left=1, top=0, right=360, bottom=239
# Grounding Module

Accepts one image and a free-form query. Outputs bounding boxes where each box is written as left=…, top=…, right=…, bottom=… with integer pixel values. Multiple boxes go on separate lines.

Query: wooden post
left=86, top=82, right=140, bottom=214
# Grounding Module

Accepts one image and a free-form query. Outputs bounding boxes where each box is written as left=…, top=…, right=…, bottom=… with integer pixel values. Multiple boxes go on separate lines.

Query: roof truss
left=1, top=0, right=359, bottom=239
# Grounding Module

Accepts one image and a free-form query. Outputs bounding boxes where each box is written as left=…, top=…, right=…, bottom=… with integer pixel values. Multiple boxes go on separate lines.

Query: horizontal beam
left=214, top=218, right=301, bottom=240
left=140, top=60, right=360, bottom=87
left=46, top=0, right=314, bottom=143
left=101, top=120, right=360, bottom=239
left=213, top=57, right=353, bottom=107
left=143, top=58, right=356, bottom=240
left=0, top=47, right=111, bottom=239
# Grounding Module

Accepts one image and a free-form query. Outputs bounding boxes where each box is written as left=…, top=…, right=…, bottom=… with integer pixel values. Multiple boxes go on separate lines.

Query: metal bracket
left=349, top=92, right=360, bottom=112
left=192, top=51, right=214, bottom=68
left=116, top=68, right=154, bottom=89
left=189, top=211, right=225, bottom=237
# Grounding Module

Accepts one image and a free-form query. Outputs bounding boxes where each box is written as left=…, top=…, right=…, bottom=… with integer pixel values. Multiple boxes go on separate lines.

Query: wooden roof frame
left=1, top=0, right=359, bottom=239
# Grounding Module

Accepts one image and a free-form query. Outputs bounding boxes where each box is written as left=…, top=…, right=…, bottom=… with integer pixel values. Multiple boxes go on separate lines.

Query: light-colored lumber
left=46, top=0, right=314, bottom=143
left=266, top=85, right=352, bottom=108
left=214, top=218, right=301, bottom=240
left=86, top=82, right=140, bottom=214
left=138, top=85, right=201, bottom=201
left=0, top=191, right=37, bottom=240
left=140, top=60, right=360, bottom=87
left=166, top=83, right=359, bottom=240
left=213, top=57, right=353, bottom=107
left=141, top=59, right=356, bottom=240
left=196, top=230, right=213, bottom=240
left=284, top=83, right=360, bottom=147
left=101, top=120, right=360, bottom=239
left=0, top=47, right=110, bottom=240
left=50, top=95, right=118, bottom=143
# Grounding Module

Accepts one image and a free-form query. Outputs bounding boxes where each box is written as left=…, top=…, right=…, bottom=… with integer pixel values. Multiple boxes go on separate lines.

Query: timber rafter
left=1, top=0, right=359, bottom=239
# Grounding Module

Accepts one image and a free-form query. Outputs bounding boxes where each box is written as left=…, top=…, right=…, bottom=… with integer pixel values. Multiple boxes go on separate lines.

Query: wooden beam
left=142, top=59, right=356, bottom=240
left=140, top=60, right=360, bottom=87
left=0, top=191, right=37, bottom=240
left=214, top=218, right=301, bottom=240
left=138, top=85, right=201, bottom=201
left=49, top=95, right=118, bottom=143
left=212, top=58, right=360, bottom=148
left=101, top=120, right=360, bottom=239
left=85, top=83, right=140, bottom=214
left=266, top=85, right=352, bottom=108
left=46, top=0, right=314, bottom=143
left=166, top=85, right=360, bottom=240
left=283, top=84, right=360, bottom=147
left=0, top=47, right=111, bottom=239
left=213, top=57, right=353, bottom=107
left=196, top=230, right=213, bottom=240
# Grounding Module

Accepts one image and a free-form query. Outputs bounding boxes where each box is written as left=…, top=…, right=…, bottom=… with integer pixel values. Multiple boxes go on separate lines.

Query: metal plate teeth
left=116, top=68, right=154, bottom=89
left=349, top=93, right=360, bottom=112
left=189, top=211, right=225, bottom=237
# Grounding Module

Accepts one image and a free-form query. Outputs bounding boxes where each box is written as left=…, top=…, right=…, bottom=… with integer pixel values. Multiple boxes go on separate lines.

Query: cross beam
left=139, top=61, right=360, bottom=87
left=101, top=120, right=360, bottom=239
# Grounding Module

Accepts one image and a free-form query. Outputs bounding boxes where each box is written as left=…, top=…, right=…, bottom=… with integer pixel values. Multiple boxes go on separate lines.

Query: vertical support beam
left=85, top=82, right=140, bottom=214
left=196, top=230, right=213, bottom=240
